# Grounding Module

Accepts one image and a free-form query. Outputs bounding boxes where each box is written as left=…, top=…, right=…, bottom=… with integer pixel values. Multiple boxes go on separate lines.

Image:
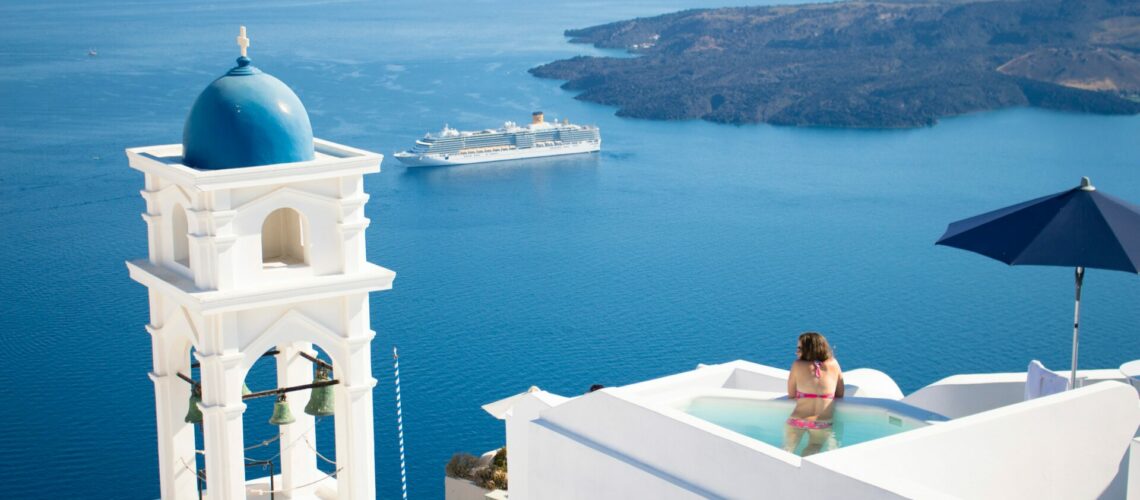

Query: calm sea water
left=1, top=0, right=1138, bottom=497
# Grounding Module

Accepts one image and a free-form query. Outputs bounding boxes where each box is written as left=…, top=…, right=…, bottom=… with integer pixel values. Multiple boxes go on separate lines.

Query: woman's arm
left=787, top=362, right=798, bottom=399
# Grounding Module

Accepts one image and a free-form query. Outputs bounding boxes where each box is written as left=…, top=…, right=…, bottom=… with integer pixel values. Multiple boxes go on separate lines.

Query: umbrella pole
left=1069, top=266, right=1085, bottom=389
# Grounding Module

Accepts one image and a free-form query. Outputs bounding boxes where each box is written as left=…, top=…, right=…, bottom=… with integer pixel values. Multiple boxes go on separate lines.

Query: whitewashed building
left=486, top=360, right=1140, bottom=499
left=126, top=28, right=393, bottom=499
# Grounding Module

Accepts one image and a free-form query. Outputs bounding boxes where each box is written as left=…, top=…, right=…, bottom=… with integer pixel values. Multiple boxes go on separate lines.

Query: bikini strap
left=812, top=360, right=822, bottom=379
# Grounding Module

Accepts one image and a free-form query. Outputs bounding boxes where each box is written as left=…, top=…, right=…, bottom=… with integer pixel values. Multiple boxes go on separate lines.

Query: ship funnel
left=532, top=111, right=544, bottom=124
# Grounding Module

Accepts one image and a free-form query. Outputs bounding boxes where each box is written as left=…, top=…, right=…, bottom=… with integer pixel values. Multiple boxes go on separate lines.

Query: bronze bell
left=185, top=387, right=203, bottom=424
left=304, top=367, right=335, bottom=417
left=269, top=394, right=296, bottom=426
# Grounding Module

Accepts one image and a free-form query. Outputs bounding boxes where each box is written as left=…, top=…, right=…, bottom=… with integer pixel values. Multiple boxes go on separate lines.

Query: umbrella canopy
left=937, top=177, right=1140, bottom=272
left=936, top=177, right=1140, bottom=387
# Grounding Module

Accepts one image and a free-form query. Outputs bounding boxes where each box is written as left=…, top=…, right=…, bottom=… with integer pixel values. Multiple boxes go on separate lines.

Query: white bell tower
left=126, top=27, right=394, bottom=499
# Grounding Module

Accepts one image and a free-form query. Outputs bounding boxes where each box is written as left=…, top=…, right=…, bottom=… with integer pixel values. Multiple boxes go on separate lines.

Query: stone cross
left=237, top=26, right=250, bottom=57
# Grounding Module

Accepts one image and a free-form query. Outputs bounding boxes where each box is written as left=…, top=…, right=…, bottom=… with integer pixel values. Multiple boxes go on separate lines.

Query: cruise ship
left=394, top=111, right=600, bottom=167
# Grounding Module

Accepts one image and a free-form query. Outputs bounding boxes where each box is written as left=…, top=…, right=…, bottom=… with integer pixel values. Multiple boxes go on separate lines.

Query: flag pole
left=393, top=346, right=409, bottom=499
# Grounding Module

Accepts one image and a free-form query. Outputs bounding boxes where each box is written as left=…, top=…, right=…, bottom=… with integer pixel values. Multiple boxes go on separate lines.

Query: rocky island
left=531, top=0, right=1140, bottom=128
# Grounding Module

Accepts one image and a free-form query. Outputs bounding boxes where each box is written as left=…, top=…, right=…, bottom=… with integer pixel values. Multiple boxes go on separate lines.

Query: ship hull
left=395, top=140, right=600, bottom=167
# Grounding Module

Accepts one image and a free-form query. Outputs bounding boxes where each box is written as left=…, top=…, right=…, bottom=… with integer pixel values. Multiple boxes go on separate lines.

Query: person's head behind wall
left=797, top=331, right=832, bottom=362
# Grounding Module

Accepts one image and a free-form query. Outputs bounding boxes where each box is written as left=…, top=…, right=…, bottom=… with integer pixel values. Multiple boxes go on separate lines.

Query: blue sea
left=1, top=0, right=1138, bottom=497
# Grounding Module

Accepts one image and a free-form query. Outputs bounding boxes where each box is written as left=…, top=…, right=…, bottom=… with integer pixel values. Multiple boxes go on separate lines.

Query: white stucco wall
left=504, top=393, right=564, bottom=500
left=444, top=477, right=490, bottom=500
left=503, top=362, right=1139, bottom=500
left=127, top=139, right=391, bottom=500
left=525, top=389, right=912, bottom=499
left=812, top=382, right=1140, bottom=499
left=903, top=369, right=1136, bottom=418
left=527, top=419, right=713, bottom=499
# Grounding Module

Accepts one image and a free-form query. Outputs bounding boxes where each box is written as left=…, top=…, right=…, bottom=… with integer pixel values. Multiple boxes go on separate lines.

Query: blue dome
left=182, top=57, right=314, bottom=170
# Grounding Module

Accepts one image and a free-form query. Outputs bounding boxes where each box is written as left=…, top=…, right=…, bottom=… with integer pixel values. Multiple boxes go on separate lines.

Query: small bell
left=269, top=394, right=296, bottom=426
left=185, top=387, right=203, bottom=424
left=242, top=383, right=252, bottom=396
left=304, top=367, right=335, bottom=417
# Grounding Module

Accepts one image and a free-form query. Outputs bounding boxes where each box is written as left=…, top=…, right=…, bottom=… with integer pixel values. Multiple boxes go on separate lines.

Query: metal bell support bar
left=298, top=351, right=333, bottom=370
left=175, top=371, right=338, bottom=403
left=176, top=351, right=339, bottom=425
left=241, top=377, right=339, bottom=400
left=176, top=367, right=339, bottom=401
left=178, top=372, right=200, bottom=387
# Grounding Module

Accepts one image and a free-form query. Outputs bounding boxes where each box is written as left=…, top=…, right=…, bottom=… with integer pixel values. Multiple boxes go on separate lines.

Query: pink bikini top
left=796, top=361, right=835, bottom=399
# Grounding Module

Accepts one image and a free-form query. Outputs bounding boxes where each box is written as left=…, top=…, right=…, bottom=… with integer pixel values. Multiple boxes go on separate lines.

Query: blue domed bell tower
left=125, top=27, right=394, bottom=500
left=183, top=27, right=315, bottom=170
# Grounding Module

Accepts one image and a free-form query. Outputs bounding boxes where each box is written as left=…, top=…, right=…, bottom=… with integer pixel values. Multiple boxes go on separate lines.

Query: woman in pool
left=785, top=331, right=844, bottom=456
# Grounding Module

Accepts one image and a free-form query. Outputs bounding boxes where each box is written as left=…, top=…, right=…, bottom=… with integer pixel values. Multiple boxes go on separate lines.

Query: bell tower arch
left=126, top=27, right=394, bottom=499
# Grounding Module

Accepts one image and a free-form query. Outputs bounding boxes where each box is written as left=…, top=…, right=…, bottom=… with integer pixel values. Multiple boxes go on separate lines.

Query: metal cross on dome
left=237, top=26, right=250, bottom=57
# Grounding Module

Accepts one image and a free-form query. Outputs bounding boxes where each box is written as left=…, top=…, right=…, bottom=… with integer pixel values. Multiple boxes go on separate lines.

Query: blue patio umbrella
left=936, top=177, right=1140, bottom=388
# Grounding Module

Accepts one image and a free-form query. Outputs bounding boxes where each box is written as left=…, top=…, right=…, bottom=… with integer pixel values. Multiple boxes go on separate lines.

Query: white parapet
left=813, top=381, right=1138, bottom=499
left=488, top=361, right=1140, bottom=500
left=903, top=368, right=1135, bottom=418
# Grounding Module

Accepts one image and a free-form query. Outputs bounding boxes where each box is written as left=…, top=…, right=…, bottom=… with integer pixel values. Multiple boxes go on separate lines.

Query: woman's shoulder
left=789, top=359, right=810, bottom=372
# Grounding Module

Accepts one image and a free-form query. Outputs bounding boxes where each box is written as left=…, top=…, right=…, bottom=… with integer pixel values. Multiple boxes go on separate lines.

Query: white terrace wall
left=903, top=369, right=1135, bottom=418
left=526, top=390, right=906, bottom=499
left=509, top=363, right=1138, bottom=499
left=619, top=364, right=738, bottom=401
left=527, top=419, right=711, bottom=499
left=811, top=382, right=1140, bottom=500
left=505, top=393, right=566, bottom=500
left=901, top=373, right=1027, bottom=418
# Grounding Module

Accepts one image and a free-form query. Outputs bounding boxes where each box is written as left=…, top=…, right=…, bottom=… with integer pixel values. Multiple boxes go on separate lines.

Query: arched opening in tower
left=261, top=207, right=309, bottom=267
left=239, top=343, right=340, bottom=497
left=171, top=203, right=190, bottom=268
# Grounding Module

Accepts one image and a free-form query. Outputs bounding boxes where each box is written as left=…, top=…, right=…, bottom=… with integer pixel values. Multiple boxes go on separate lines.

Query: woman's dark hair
left=797, top=331, right=832, bottom=362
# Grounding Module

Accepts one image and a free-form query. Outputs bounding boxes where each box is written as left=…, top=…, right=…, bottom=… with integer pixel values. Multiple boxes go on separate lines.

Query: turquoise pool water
left=682, top=397, right=928, bottom=455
